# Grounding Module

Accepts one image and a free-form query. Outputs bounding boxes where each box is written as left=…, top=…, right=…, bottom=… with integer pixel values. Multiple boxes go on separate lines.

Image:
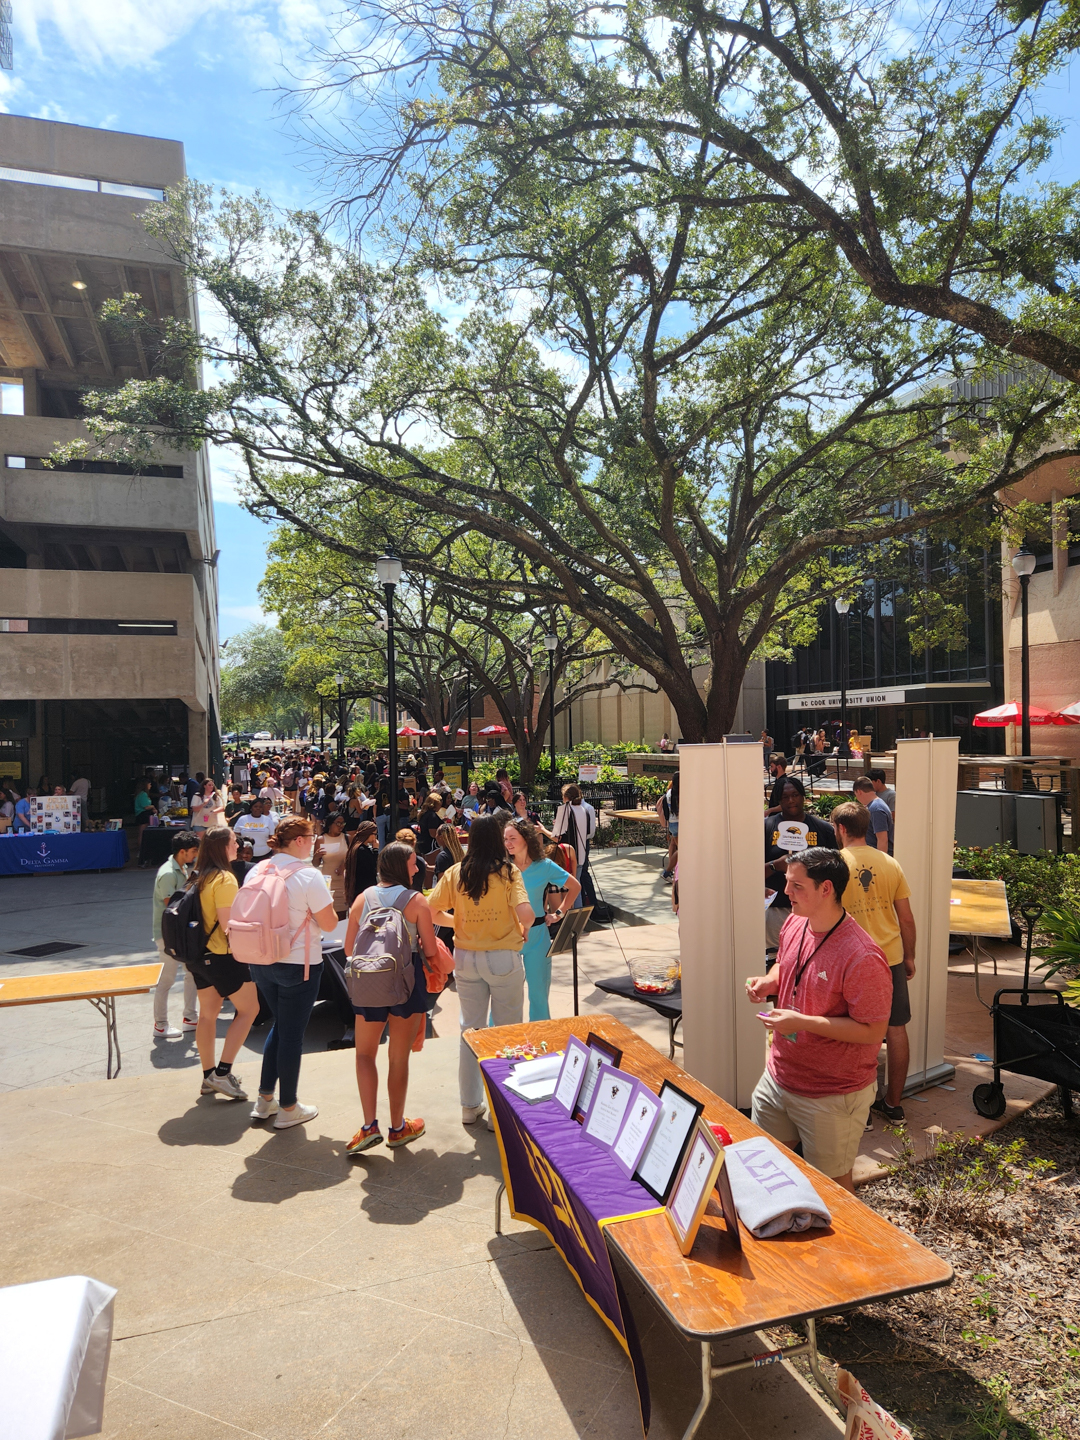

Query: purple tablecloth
left=480, top=1056, right=661, bottom=1433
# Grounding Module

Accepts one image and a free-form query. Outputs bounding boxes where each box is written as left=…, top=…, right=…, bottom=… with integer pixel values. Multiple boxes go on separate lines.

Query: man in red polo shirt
left=745, top=846, right=892, bottom=1193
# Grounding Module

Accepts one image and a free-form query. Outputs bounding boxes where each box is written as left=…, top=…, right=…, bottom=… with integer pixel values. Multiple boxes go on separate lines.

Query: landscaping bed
left=767, top=1095, right=1080, bottom=1437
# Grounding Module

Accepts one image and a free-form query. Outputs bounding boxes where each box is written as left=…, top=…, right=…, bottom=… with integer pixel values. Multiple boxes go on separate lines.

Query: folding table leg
left=679, top=1342, right=713, bottom=1440
left=804, top=1317, right=844, bottom=1411
left=87, top=996, right=121, bottom=1079
left=495, top=1182, right=505, bottom=1236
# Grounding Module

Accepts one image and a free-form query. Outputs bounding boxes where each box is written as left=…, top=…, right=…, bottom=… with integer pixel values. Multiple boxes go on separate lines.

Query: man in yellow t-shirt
left=832, top=802, right=916, bottom=1124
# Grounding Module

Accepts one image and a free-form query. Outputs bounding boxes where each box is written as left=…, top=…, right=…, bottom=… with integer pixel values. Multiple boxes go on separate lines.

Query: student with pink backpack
left=227, top=815, right=337, bottom=1128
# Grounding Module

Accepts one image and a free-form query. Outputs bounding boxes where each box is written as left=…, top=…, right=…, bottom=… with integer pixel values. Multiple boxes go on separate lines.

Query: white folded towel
left=723, top=1137, right=832, bottom=1238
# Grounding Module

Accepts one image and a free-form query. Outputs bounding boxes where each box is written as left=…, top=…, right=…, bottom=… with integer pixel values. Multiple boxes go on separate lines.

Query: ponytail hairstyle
left=268, top=814, right=315, bottom=851
left=435, top=823, right=464, bottom=863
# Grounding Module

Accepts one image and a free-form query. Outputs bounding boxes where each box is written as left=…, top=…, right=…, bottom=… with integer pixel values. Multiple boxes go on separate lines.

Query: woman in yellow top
left=428, top=814, right=534, bottom=1127
left=189, top=825, right=260, bottom=1102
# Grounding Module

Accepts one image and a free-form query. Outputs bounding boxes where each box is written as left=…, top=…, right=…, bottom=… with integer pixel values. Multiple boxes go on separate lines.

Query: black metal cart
left=972, top=905, right=1080, bottom=1120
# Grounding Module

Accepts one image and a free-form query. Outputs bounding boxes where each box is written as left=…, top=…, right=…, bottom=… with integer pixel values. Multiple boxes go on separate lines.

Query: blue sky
left=0, top=1, right=343, bottom=638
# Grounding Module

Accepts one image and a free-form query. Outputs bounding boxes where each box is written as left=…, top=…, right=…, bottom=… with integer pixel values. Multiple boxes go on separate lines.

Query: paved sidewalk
left=0, top=992, right=842, bottom=1440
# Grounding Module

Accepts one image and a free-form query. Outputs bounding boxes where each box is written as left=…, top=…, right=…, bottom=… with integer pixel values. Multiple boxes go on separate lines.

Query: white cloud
left=15, top=0, right=340, bottom=76
left=16, top=0, right=232, bottom=69
left=209, top=447, right=247, bottom=504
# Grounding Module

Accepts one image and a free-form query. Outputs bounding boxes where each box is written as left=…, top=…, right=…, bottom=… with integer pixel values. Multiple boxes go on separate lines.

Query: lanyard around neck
left=792, top=912, right=846, bottom=997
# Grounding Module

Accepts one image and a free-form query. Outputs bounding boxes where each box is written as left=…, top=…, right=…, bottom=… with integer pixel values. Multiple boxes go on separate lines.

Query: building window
left=0, top=165, right=164, bottom=202
left=1, top=618, right=177, bottom=635
left=0, top=379, right=24, bottom=415
left=4, top=454, right=183, bottom=478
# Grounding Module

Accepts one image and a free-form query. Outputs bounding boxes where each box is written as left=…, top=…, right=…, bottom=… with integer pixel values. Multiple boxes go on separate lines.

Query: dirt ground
left=767, top=1092, right=1080, bottom=1439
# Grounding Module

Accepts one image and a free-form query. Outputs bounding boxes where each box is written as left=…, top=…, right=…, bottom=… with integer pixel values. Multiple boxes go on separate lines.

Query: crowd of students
left=147, top=736, right=918, bottom=1203
left=150, top=754, right=598, bottom=1155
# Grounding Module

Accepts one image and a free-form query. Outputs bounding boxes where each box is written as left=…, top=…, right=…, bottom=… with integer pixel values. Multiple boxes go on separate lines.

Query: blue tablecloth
left=0, top=832, right=130, bottom=875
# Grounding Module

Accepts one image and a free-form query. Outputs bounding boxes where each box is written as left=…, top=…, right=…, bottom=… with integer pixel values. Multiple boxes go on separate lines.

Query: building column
left=187, top=703, right=208, bottom=777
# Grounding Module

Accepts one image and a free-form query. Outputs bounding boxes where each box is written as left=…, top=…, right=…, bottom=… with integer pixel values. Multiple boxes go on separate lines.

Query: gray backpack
left=345, top=888, right=416, bottom=1008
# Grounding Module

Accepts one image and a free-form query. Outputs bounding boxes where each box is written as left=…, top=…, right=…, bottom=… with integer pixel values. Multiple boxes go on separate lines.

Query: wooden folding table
left=949, top=879, right=1013, bottom=1005
left=0, top=964, right=162, bottom=1078
left=467, top=1015, right=953, bottom=1439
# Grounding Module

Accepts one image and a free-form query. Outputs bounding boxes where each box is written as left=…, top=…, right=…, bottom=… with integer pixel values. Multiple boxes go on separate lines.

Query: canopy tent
left=973, top=703, right=1080, bottom=727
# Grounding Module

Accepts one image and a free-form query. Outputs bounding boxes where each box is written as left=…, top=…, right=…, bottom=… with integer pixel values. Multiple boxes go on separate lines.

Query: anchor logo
left=37, top=841, right=50, bottom=859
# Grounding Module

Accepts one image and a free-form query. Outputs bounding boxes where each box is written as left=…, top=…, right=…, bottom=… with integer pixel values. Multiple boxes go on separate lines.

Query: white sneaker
left=153, top=1022, right=181, bottom=1039
left=251, top=1094, right=279, bottom=1121
left=273, top=1101, right=318, bottom=1130
left=182, top=1018, right=198, bottom=1032
left=485, top=1112, right=496, bottom=1131
left=207, top=1071, right=248, bottom=1101
left=462, top=1103, right=487, bottom=1125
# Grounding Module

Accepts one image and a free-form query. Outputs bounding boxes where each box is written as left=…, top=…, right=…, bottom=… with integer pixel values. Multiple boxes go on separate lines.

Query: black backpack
left=161, top=880, right=217, bottom=964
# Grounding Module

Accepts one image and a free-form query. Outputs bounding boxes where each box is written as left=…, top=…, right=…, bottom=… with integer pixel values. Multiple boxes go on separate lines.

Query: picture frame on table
left=665, top=1119, right=727, bottom=1257
left=610, top=1080, right=663, bottom=1181
left=580, top=1064, right=637, bottom=1152
left=633, top=1079, right=703, bottom=1203
left=572, top=1033, right=623, bottom=1123
left=552, top=1035, right=591, bottom=1116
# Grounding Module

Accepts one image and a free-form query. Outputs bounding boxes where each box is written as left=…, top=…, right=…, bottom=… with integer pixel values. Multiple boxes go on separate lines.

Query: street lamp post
left=834, top=598, right=851, bottom=782
left=335, top=673, right=345, bottom=763
left=543, top=633, right=558, bottom=799
left=1012, top=547, right=1036, bottom=764
left=375, top=554, right=403, bottom=844
left=464, top=668, right=474, bottom=779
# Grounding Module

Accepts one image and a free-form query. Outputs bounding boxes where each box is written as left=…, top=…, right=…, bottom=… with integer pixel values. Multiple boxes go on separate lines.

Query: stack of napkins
left=503, top=1053, right=563, bottom=1103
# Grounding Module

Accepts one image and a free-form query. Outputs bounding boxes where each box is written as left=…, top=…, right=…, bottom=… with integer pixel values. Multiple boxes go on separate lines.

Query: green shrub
left=1032, top=906, right=1080, bottom=984
left=809, top=791, right=849, bottom=820
left=952, top=843, right=1080, bottom=913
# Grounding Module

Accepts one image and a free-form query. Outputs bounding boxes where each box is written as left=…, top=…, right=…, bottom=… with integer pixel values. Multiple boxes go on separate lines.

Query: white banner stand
left=679, top=742, right=767, bottom=1108
left=893, top=736, right=958, bottom=1093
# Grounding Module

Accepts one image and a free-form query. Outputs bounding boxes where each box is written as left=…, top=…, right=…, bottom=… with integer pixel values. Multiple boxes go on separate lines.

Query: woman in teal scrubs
left=503, top=819, right=581, bottom=1020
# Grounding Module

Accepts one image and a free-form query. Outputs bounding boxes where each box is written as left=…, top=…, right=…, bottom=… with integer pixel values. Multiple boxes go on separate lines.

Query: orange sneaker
left=346, top=1121, right=383, bottom=1155
left=387, top=1117, right=425, bottom=1148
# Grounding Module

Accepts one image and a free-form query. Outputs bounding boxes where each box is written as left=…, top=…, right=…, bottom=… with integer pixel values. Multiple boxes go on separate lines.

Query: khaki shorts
left=751, top=1069, right=877, bottom=1179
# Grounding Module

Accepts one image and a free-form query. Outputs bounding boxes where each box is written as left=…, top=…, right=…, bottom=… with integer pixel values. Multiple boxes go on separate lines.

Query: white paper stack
left=503, top=1052, right=563, bottom=1103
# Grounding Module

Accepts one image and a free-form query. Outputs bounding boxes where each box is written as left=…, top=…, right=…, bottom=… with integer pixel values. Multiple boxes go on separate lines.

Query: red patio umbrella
left=396, top=725, right=422, bottom=736
left=478, top=724, right=509, bottom=735
left=973, top=702, right=1080, bottom=727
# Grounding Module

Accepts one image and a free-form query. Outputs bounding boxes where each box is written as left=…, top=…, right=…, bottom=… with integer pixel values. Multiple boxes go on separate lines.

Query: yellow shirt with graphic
left=428, top=863, right=529, bottom=952
left=841, top=847, right=911, bottom=968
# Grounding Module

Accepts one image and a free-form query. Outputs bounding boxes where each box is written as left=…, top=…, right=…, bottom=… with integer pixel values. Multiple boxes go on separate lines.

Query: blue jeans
left=255, top=962, right=322, bottom=1108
